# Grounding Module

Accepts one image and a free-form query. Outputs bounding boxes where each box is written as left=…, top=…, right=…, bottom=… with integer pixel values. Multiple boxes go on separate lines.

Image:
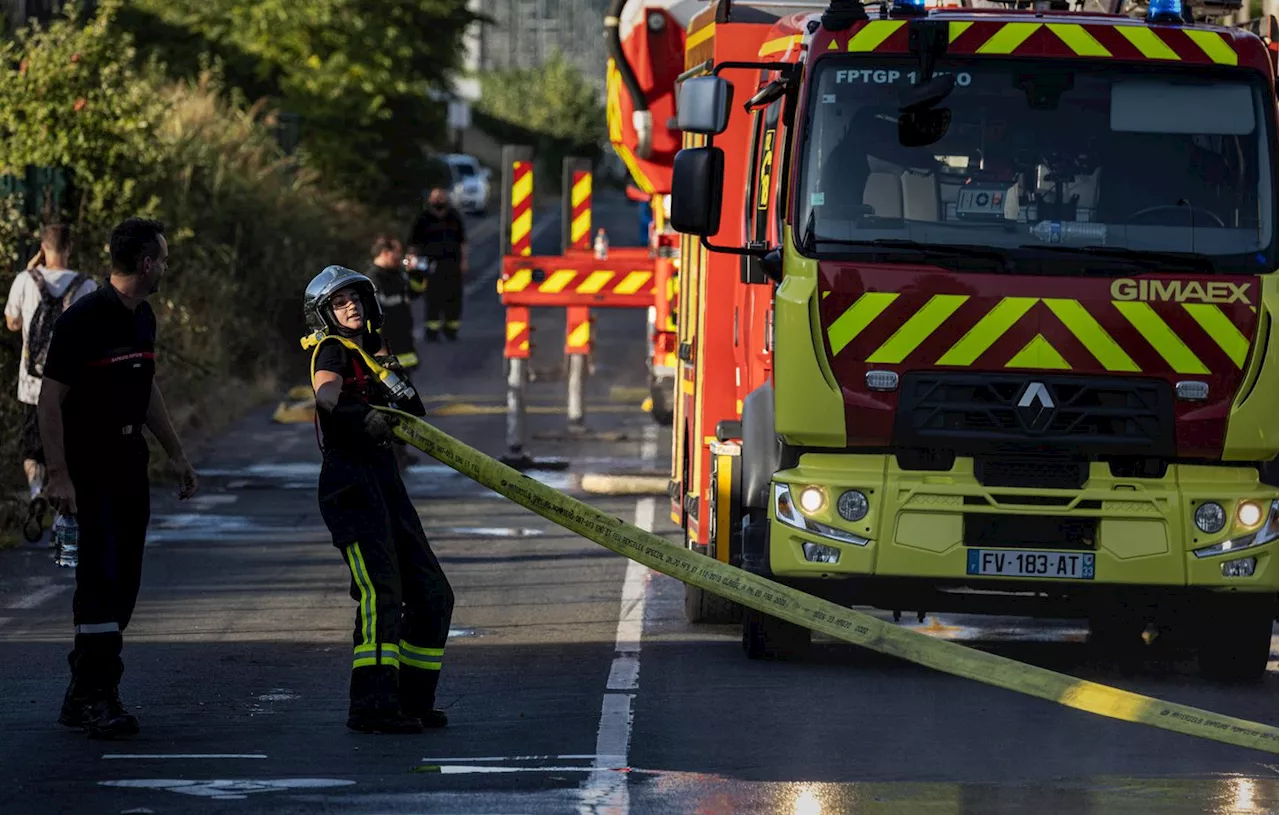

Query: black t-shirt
left=408, top=207, right=466, bottom=262
left=43, top=283, right=156, bottom=467
left=312, top=331, right=389, bottom=452
left=366, top=262, right=409, bottom=303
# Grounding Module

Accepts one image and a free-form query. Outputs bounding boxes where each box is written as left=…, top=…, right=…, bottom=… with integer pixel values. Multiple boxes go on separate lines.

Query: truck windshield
left=794, top=57, right=1277, bottom=274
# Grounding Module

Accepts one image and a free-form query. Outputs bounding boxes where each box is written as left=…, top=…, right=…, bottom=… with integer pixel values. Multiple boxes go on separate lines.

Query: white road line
left=102, top=754, right=268, bottom=760
left=579, top=425, right=660, bottom=815
left=7, top=584, right=69, bottom=610
left=420, top=755, right=596, bottom=763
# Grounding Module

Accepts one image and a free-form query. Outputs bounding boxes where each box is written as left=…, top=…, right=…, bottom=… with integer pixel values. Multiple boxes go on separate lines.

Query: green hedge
left=0, top=3, right=374, bottom=505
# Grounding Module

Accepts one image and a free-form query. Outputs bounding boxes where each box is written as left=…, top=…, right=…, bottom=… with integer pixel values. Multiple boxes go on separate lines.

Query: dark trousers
left=68, top=440, right=150, bottom=693
left=318, top=447, right=454, bottom=715
left=425, top=267, right=463, bottom=339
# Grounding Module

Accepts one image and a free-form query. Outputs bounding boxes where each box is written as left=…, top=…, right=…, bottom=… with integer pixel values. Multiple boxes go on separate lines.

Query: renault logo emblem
left=1016, top=382, right=1056, bottom=431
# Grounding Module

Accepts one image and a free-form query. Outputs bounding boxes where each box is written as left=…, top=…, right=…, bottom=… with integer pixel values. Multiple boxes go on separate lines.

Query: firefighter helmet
left=303, top=265, right=384, bottom=335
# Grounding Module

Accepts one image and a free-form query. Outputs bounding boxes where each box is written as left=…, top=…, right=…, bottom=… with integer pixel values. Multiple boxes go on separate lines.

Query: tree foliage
left=477, top=50, right=606, bottom=150
left=117, top=0, right=482, bottom=205
left=0, top=2, right=373, bottom=507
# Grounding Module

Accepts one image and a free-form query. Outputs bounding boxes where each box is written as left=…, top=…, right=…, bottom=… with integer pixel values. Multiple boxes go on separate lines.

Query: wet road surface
left=0, top=194, right=1275, bottom=814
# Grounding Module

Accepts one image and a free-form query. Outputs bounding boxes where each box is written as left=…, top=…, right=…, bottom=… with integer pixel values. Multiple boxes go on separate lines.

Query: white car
left=443, top=154, right=491, bottom=215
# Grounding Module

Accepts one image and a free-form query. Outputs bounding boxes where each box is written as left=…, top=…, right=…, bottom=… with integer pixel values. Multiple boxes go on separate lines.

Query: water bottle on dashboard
left=1029, top=220, right=1107, bottom=245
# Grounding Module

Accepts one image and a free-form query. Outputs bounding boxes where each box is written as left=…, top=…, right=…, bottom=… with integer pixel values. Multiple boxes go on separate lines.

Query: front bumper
left=766, top=454, right=1278, bottom=600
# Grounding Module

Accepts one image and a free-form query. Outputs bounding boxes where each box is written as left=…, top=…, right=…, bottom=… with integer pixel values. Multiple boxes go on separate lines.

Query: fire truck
left=605, top=1, right=703, bottom=425
left=666, top=0, right=1278, bottom=679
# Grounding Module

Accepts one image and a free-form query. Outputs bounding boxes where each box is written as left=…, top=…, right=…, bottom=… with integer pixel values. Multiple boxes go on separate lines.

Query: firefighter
left=366, top=234, right=417, bottom=370
left=407, top=187, right=467, bottom=342
left=303, top=266, right=454, bottom=734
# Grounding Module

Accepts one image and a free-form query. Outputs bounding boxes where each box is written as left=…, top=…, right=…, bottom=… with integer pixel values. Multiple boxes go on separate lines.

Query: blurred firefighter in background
left=407, top=187, right=467, bottom=342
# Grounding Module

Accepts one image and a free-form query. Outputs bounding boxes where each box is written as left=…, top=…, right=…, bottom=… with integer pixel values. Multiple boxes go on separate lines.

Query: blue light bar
left=1147, top=0, right=1184, bottom=24
left=893, top=0, right=927, bottom=13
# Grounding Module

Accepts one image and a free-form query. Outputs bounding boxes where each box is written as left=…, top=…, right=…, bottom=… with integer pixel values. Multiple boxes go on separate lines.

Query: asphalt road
left=0, top=192, right=1275, bottom=815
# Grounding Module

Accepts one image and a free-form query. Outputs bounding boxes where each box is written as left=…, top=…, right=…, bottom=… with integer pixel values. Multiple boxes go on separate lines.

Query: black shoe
left=413, top=708, right=448, bottom=728
left=346, top=710, right=423, bottom=734
left=442, top=330, right=458, bottom=342
left=424, top=330, right=440, bottom=343
left=58, top=680, right=89, bottom=727
left=82, top=690, right=140, bottom=739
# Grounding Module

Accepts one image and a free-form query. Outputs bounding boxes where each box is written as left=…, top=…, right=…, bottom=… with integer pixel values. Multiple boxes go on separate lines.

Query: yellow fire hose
left=378, top=406, right=1277, bottom=754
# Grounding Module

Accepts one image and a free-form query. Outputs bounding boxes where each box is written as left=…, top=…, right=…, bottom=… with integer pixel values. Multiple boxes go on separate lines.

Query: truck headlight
left=775, top=484, right=868, bottom=547
left=837, top=490, right=869, bottom=522
left=1194, top=502, right=1226, bottom=534
left=1194, top=500, right=1278, bottom=558
left=1237, top=500, right=1263, bottom=528
left=798, top=486, right=825, bottom=514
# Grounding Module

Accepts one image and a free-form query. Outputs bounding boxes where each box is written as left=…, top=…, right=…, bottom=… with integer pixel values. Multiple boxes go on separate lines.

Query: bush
left=0, top=3, right=375, bottom=508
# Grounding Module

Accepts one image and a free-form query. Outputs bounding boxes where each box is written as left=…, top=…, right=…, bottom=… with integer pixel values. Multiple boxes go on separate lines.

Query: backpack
left=24, top=268, right=85, bottom=379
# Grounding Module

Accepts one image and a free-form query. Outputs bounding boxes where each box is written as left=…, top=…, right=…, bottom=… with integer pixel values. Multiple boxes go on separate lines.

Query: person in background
left=4, top=223, right=96, bottom=540
left=366, top=234, right=417, bottom=370
left=365, top=234, right=419, bottom=472
left=407, top=187, right=467, bottom=342
left=38, top=217, right=198, bottom=739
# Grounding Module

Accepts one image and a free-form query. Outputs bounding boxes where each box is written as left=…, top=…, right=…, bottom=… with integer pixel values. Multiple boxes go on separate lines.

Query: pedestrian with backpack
left=4, top=223, right=96, bottom=540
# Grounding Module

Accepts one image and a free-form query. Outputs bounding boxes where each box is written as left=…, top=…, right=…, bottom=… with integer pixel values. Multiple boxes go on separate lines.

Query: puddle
left=441, top=527, right=545, bottom=538
left=256, top=690, right=300, bottom=703
left=147, top=515, right=322, bottom=543
left=448, top=628, right=476, bottom=639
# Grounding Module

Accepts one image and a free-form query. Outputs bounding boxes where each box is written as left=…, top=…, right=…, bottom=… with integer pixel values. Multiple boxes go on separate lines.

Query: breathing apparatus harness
left=301, top=330, right=426, bottom=449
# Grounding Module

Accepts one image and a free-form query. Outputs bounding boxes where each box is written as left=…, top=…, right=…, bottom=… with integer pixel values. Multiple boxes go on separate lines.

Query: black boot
left=82, top=687, right=140, bottom=739
left=400, top=667, right=448, bottom=728
left=58, top=676, right=90, bottom=727
left=347, top=665, right=422, bottom=735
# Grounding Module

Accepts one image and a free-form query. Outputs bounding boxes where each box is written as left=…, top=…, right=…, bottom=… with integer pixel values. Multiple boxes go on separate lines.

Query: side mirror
left=677, top=76, right=733, bottom=135
left=899, top=74, right=955, bottom=113
left=670, top=147, right=724, bottom=236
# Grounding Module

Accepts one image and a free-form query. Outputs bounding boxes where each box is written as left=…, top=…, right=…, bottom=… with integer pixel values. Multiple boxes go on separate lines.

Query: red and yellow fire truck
left=668, top=0, right=1278, bottom=679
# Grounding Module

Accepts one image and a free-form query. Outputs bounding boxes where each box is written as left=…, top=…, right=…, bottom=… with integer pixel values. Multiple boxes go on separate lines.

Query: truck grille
left=964, top=514, right=1097, bottom=551
left=895, top=373, right=1174, bottom=457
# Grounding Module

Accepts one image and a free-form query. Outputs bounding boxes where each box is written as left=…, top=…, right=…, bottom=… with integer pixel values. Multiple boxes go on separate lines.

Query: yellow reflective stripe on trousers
left=354, top=643, right=401, bottom=669
left=346, top=543, right=376, bottom=648
left=400, top=640, right=444, bottom=671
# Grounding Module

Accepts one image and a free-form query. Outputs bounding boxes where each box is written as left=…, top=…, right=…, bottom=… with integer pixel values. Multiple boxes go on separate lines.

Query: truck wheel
left=649, top=375, right=675, bottom=426
left=1196, top=616, right=1274, bottom=682
left=684, top=583, right=744, bottom=625
left=742, top=609, right=811, bottom=660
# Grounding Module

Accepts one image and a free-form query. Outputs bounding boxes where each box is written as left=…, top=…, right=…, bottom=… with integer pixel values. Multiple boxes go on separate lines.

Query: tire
left=649, top=375, right=675, bottom=426
left=1196, top=615, right=1274, bottom=682
left=684, top=582, right=744, bottom=625
left=742, top=609, right=811, bottom=660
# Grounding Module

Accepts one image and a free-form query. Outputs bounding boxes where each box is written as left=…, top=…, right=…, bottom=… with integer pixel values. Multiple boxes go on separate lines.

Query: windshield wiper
left=1016, top=244, right=1217, bottom=273
left=811, top=238, right=1014, bottom=272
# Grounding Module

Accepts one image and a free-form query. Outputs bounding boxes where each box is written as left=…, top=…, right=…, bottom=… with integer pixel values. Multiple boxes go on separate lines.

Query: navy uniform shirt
left=408, top=206, right=466, bottom=264
left=42, top=282, right=156, bottom=476
left=312, top=331, right=390, bottom=453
